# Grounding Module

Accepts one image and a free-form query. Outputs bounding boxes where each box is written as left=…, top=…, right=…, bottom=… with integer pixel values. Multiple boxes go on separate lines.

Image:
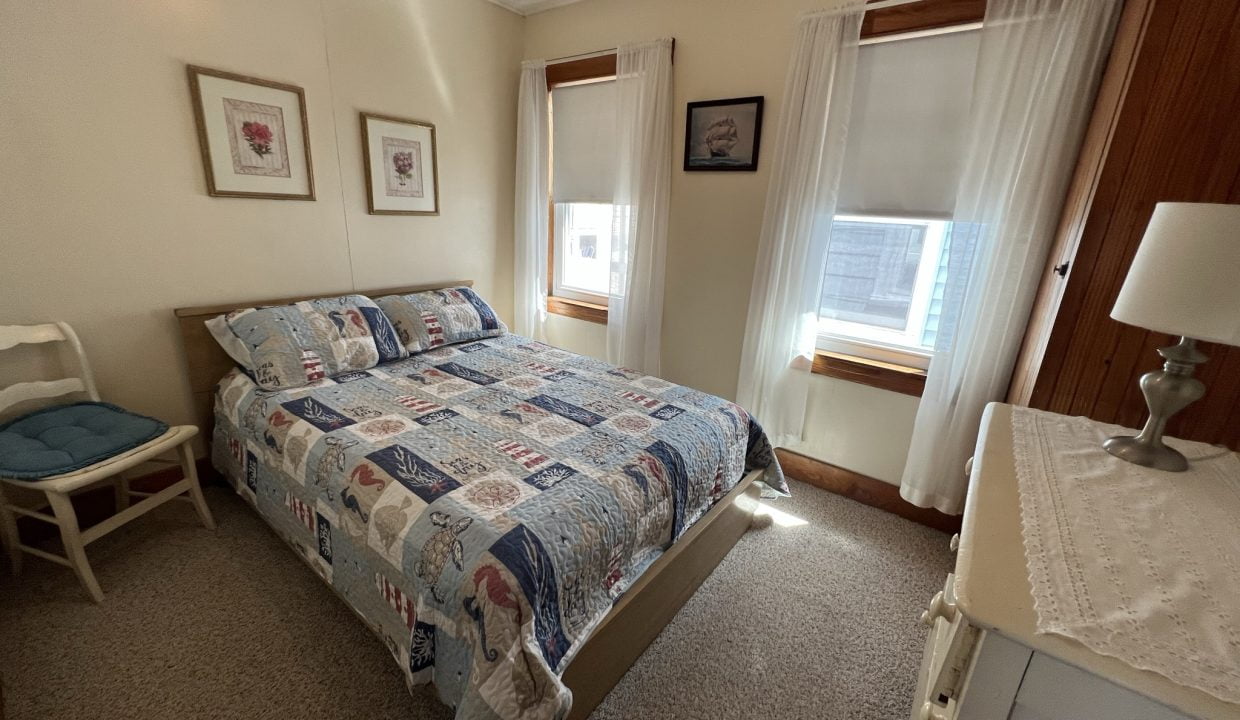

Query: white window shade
left=837, top=29, right=980, bottom=218
left=552, top=79, right=617, bottom=203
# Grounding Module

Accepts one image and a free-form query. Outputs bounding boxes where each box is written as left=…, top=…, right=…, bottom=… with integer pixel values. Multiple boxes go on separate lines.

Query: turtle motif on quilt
left=417, top=511, right=473, bottom=602
left=315, top=437, right=358, bottom=488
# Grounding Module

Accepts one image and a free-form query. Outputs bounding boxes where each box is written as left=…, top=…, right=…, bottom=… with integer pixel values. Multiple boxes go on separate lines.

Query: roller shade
left=837, top=29, right=980, bottom=218
left=552, top=79, right=617, bottom=203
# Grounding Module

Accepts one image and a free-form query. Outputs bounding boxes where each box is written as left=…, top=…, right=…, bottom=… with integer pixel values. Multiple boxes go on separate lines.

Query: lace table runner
left=1010, top=407, right=1240, bottom=704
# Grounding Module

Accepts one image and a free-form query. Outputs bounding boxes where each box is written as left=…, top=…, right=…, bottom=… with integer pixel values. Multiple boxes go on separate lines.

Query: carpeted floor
left=0, top=479, right=951, bottom=720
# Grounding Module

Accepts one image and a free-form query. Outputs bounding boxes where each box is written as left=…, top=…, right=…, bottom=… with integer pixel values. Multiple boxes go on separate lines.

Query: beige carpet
left=0, top=480, right=951, bottom=719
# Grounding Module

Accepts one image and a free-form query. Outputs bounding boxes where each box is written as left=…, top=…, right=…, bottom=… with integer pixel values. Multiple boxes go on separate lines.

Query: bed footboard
left=561, top=469, right=764, bottom=719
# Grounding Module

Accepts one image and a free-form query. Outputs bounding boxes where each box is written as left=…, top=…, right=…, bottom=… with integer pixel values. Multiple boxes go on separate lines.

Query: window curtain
left=608, top=39, right=673, bottom=373
left=900, top=0, right=1122, bottom=514
left=735, top=6, right=865, bottom=448
left=514, top=60, right=550, bottom=340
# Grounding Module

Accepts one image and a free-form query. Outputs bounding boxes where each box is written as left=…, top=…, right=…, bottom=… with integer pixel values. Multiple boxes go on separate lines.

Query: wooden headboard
left=173, top=280, right=473, bottom=440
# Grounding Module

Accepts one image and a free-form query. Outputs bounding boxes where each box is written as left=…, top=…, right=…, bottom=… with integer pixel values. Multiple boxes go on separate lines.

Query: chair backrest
left=0, top=322, right=100, bottom=416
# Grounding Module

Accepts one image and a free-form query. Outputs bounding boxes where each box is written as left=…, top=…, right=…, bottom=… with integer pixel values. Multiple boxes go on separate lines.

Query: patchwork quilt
left=211, top=334, right=785, bottom=720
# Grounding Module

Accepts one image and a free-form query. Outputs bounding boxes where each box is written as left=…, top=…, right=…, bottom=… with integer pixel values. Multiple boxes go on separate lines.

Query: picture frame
left=360, top=112, right=440, bottom=216
left=683, top=96, right=765, bottom=172
left=187, top=65, right=315, bottom=200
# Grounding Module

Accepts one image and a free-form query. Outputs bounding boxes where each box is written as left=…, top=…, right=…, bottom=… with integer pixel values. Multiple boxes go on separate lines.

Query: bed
left=174, top=281, right=784, bottom=720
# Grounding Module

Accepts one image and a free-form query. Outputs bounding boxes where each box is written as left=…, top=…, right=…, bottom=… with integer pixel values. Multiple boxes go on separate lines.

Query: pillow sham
left=205, top=294, right=405, bottom=390
left=374, top=286, right=506, bottom=354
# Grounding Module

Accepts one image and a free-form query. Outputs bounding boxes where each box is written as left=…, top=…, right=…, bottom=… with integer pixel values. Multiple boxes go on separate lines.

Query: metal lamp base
left=1102, top=435, right=1188, bottom=472
left=1103, top=336, right=1206, bottom=473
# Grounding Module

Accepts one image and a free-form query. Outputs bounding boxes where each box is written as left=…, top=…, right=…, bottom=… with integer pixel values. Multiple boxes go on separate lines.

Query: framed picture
left=360, top=112, right=439, bottom=216
left=683, top=96, right=765, bottom=172
left=187, top=65, right=314, bottom=200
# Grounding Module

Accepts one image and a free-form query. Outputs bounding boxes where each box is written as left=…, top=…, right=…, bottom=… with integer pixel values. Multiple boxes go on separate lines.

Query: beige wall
left=0, top=0, right=523, bottom=445
left=524, top=0, right=918, bottom=484
left=1, top=0, right=918, bottom=485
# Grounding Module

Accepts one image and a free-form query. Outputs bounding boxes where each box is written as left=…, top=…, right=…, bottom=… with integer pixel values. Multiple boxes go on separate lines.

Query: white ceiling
left=486, top=0, right=590, bottom=16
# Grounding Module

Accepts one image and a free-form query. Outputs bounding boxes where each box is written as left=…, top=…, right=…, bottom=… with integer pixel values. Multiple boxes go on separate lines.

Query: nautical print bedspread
left=211, top=333, right=785, bottom=720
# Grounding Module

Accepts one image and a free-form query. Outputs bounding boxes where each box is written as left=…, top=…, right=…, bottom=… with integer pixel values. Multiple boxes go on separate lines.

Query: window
left=817, top=26, right=981, bottom=369
left=546, top=55, right=618, bottom=320
left=553, top=202, right=612, bottom=302
left=818, top=215, right=951, bottom=370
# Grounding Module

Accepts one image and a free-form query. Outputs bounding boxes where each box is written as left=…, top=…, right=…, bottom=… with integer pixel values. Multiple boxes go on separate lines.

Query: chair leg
left=177, top=442, right=216, bottom=531
left=46, top=491, right=104, bottom=603
left=0, top=485, right=22, bottom=577
left=114, top=473, right=131, bottom=512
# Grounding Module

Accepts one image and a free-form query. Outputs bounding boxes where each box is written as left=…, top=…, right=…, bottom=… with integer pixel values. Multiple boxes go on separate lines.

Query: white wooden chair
left=0, top=322, right=215, bottom=602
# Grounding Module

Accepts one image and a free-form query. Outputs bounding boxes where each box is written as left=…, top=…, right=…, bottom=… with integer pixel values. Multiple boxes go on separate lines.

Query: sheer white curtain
left=900, top=0, right=1122, bottom=514
left=608, top=39, right=673, bottom=373
left=736, top=6, right=864, bottom=448
left=513, top=60, right=550, bottom=340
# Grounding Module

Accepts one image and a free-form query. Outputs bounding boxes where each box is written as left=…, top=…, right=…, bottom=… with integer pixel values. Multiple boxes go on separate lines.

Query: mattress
left=210, top=333, right=784, bottom=719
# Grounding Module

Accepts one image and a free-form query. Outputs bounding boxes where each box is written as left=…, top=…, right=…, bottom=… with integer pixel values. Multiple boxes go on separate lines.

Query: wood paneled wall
left=1010, top=0, right=1240, bottom=449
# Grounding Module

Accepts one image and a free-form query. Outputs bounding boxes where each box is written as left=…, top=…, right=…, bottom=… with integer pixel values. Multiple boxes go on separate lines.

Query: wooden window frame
left=545, top=54, right=618, bottom=325
left=861, top=0, right=985, bottom=39
left=812, top=350, right=927, bottom=397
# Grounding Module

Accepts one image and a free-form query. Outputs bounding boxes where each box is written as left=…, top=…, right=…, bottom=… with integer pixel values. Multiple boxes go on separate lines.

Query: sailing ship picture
left=684, top=96, right=764, bottom=172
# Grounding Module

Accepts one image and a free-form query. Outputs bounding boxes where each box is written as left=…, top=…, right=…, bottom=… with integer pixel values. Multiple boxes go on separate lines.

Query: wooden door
left=1009, top=0, right=1240, bottom=450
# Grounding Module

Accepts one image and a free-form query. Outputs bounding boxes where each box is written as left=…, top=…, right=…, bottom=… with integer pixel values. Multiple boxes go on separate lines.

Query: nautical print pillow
left=374, top=286, right=506, bottom=355
left=205, top=294, right=406, bottom=391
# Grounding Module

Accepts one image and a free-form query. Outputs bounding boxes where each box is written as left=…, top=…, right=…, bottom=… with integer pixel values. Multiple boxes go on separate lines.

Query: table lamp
left=1104, top=202, right=1240, bottom=471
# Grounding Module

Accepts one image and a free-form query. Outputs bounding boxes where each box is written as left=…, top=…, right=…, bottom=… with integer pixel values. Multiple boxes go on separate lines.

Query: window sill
left=812, top=350, right=927, bottom=397
left=547, top=296, right=608, bottom=324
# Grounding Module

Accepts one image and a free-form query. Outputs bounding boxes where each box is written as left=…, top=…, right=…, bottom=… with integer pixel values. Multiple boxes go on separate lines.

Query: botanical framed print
left=684, top=96, right=765, bottom=172
left=187, top=65, right=314, bottom=200
left=361, top=112, right=439, bottom=216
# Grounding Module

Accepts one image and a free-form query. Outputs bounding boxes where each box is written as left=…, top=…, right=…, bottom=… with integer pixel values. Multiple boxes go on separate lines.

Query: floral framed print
left=360, top=112, right=439, bottom=216
left=187, top=65, right=315, bottom=200
left=684, top=96, right=764, bottom=172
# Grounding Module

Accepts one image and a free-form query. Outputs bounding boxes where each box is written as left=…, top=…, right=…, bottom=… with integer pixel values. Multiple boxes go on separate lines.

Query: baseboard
left=12, top=457, right=220, bottom=545
left=774, top=448, right=961, bottom=534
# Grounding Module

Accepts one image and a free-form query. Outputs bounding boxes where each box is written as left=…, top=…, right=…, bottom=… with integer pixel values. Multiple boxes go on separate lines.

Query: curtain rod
left=547, top=48, right=615, bottom=64
left=546, top=38, right=676, bottom=65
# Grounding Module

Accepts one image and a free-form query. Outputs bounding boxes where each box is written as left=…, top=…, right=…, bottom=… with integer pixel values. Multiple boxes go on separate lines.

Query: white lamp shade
left=1111, top=202, right=1240, bottom=346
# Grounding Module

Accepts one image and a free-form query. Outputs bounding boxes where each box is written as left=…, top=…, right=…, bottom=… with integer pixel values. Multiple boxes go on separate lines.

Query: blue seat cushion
left=0, top=402, right=169, bottom=480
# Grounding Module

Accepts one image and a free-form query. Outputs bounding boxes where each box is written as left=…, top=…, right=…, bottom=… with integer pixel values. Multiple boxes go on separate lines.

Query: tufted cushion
left=0, top=402, right=169, bottom=480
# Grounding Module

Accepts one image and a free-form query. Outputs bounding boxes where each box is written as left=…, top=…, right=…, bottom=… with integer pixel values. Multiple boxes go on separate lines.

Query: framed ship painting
left=187, top=65, right=315, bottom=200
left=684, top=96, right=764, bottom=172
left=361, top=112, right=439, bottom=215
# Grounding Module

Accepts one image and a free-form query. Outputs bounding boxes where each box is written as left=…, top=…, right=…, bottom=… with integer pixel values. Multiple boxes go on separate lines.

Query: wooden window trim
left=545, top=54, right=617, bottom=88
left=547, top=296, right=608, bottom=325
left=774, top=448, right=960, bottom=532
left=861, top=0, right=985, bottom=39
left=546, top=54, right=617, bottom=324
left=812, top=350, right=927, bottom=397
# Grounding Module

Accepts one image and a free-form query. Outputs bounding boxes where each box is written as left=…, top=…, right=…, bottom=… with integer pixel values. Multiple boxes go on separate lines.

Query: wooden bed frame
left=172, top=281, right=763, bottom=719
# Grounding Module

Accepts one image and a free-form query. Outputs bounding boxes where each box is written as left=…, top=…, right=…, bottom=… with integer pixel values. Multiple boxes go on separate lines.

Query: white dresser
left=911, top=403, right=1240, bottom=720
